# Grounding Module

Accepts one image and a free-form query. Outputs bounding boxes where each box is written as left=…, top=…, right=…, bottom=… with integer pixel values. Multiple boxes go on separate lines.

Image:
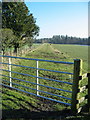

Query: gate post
left=88, top=73, right=90, bottom=114
left=71, top=59, right=82, bottom=114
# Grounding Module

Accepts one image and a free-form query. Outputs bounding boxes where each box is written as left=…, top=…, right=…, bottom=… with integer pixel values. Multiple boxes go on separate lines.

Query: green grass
left=52, top=44, right=88, bottom=72
left=1, top=43, right=89, bottom=119
left=52, top=44, right=88, bottom=61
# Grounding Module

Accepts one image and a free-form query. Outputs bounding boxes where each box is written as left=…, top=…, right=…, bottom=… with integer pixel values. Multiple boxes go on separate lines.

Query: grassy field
left=52, top=44, right=88, bottom=61
left=52, top=44, right=88, bottom=72
left=1, top=43, right=89, bottom=120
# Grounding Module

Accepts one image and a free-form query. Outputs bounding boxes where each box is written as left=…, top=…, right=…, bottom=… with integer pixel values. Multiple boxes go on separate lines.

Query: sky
left=25, top=1, right=88, bottom=39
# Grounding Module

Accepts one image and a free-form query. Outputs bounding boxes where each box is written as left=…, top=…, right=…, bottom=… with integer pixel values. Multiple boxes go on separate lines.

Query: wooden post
left=71, top=59, right=82, bottom=114
left=88, top=73, right=90, bottom=114
left=8, top=58, right=12, bottom=87
left=36, top=60, right=39, bottom=95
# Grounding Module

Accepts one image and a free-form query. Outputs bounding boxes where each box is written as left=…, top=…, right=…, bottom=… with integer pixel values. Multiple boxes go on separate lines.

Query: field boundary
left=0, top=55, right=90, bottom=114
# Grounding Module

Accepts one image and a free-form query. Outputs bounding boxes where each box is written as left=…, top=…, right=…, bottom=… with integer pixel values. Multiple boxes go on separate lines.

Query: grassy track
left=1, top=43, right=89, bottom=120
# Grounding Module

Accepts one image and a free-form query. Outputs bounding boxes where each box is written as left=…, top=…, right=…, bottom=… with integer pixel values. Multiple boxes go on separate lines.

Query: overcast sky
left=25, top=1, right=88, bottom=38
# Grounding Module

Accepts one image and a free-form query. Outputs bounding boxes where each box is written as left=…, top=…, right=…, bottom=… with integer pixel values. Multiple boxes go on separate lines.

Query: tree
left=35, top=35, right=88, bottom=45
left=1, top=28, right=15, bottom=55
left=2, top=2, right=39, bottom=53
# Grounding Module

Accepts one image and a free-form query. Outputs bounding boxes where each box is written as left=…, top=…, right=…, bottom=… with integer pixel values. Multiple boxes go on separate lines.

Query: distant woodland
left=35, top=35, right=90, bottom=45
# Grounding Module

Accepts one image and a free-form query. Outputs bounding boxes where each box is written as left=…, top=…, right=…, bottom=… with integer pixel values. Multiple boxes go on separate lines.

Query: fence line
left=0, top=55, right=90, bottom=114
left=0, top=62, right=73, bottom=75
left=0, top=55, right=74, bottom=64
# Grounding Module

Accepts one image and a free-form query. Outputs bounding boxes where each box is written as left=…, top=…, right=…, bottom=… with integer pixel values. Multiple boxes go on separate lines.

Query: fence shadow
left=2, top=108, right=90, bottom=120
left=2, top=109, right=71, bottom=120
left=2, top=87, right=90, bottom=120
left=2, top=87, right=71, bottom=120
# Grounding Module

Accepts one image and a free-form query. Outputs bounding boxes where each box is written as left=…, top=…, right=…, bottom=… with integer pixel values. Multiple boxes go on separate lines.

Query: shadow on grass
left=1, top=109, right=90, bottom=120
left=2, top=87, right=90, bottom=120
left=2, top=109, right=71, bottom=120
left=2, top=87, right=71, bottom=119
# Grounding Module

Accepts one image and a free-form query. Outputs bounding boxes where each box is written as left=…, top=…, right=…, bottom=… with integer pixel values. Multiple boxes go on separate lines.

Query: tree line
left=35, top=35, right=89, bottom=45
left=1, top=1, right=89, bottom=56
left=1, top=2, right=39, bottom=55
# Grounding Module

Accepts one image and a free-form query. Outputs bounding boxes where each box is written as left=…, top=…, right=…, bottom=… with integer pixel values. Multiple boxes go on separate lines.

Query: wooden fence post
left=88, top=73, right=90, bottom=114
left=71, top=59, right=82, bottom=114
left=8, top=57, right=12, bottom=87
